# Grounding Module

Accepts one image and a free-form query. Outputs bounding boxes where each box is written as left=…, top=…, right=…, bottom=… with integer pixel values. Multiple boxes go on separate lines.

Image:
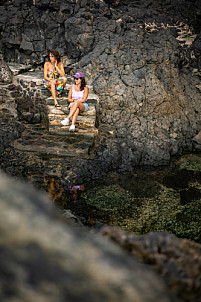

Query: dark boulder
left=0, top=170, right=175, bottom=302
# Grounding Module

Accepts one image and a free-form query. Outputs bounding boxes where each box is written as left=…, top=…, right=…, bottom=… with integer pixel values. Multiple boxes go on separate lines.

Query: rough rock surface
left=99, top=226, right=201, bottom=302
left=192, top=131, right=201, bottom=151
left=0, top=61, right=48, bottom=158
left=0, top=59, right=13, bottom=83
left=0, top=81, right=25, bottom=155
left=0, top=170, right=176, bottom=302
left=0, top=0, right=200, bottom=170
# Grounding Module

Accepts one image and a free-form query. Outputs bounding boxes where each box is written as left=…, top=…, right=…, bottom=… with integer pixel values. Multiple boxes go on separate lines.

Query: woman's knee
left=73, top=102, right=79, bottom=108
left=77, top=100, right=83, bottom=107
left=50, top=83, right=55, bottom=89
left=63, top=77, right=67, bottom=84
left=70, top=102, right=78, bottom=111
left=78, top=102, right=85, bottom=110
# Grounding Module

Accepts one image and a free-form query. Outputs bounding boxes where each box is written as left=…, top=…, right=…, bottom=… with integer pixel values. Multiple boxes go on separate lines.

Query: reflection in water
left=69, top=185, right=85, bottom=203
left=46, top=176, right=85, bottom=204
left=46, top=177, right=64, bottom=202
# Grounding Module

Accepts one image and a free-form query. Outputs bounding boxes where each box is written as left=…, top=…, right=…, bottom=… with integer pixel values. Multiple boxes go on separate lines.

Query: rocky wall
left=0, top=0, right=201, bottom=169
left=0, top=61, right=48, bottom=159
left=15, top=78, right=48, bottom=125
left=0, top=63, right=25, bottom=155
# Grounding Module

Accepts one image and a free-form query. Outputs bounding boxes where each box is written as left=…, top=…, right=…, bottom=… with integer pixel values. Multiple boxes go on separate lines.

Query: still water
left=53, top=153, right=201, bottom=243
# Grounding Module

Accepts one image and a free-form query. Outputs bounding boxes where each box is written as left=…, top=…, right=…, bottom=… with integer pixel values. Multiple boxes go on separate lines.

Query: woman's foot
left=69, top=124, right=75, bottom=132
left=55, top=104, right=62, bottom=109
left=61, top=117, right=69, bottom=126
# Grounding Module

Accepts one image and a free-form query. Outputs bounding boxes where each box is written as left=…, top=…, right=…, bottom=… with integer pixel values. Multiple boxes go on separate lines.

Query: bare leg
left=67, top=103, right=79, bottom=120
left=63, top=76, right=67, bottom=89
left=72, top=108, right=79, bottom=125
left=67, top=101, right=85, bottom=121
left=50, top=83, right=57, bottom=106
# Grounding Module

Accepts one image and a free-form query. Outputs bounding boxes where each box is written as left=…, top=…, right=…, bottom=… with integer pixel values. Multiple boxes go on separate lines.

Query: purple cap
left=73, top=72, right=85, bottom=78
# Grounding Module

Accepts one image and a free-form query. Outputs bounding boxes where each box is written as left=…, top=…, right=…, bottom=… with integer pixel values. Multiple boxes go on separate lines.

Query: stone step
left=49, top=125, right=98, bottom=139
left=7, top=63, right=99, bottom=160
left=13, top=131, right=93, bottom=158
left=18, top=123, right=97, bottom=140
left=14, top=141, right=91, bottom=158
left=43, top=95, right=98, bottom=105
left=14, top=70, right=94, bottom=91
left=48, top=114, right=96, bottom=127
left=8, top=63, right=97, bottom=94
left=48, top=104, right=96, bottom=116
left=8, top=62, right=33, bottom=75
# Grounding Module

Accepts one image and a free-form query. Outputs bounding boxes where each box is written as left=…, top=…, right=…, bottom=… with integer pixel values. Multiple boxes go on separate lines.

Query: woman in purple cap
left=61, top=72, right=88, bottom=132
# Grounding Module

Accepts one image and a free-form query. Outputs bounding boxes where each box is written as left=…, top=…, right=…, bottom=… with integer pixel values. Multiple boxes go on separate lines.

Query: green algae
left=83, top=181, right=201, bottom=242
left=55, top=153, right=201, bottom=243
left=82, top=155, right=201, bottom=243
left=84, top=184, right=136, bottom=211
left=176, top=154, right=201, bottom=172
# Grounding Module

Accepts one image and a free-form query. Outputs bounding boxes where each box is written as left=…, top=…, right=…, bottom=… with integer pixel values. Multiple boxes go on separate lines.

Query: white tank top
left=72, top=85, right=87, bottom=101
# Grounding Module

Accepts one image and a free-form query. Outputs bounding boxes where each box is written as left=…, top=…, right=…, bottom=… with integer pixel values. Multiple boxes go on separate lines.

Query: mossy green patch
left=83, top=177, right=201, bottom=243
left=176, top=154, right=201, bottom=172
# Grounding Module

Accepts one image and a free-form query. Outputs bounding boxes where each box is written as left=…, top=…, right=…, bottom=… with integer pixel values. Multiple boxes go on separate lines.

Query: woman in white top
left=61, top=72, right=88, bottom=132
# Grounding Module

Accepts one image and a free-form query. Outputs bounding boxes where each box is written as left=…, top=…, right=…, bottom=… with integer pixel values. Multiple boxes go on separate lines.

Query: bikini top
left=47, top=71, right=60, bottom=80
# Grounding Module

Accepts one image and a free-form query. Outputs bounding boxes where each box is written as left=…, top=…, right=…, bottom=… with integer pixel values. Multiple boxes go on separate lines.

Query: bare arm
left=44, top=62, right=50, bottom=81
left=68, top=86, right=74, bottom=103
left=82, top=87, right=88, bottom=102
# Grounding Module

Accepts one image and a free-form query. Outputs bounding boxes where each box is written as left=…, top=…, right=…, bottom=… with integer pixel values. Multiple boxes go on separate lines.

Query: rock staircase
left=8, top=63, right=99, bottom=159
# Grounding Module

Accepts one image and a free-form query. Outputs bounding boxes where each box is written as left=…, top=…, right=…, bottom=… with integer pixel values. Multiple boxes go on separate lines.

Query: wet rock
left=0, top=170, right=175, bottom=302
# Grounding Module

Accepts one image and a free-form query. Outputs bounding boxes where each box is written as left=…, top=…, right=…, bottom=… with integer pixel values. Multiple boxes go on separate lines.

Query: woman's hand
left=50, top=79, right=56, bottom=85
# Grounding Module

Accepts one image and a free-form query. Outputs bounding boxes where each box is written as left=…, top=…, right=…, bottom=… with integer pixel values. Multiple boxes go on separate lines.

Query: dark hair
left=48, top=49, right=61, bottom=63
left=74, top=77, right=86, bottom=91
left=81, top=78, right=86, bottom=91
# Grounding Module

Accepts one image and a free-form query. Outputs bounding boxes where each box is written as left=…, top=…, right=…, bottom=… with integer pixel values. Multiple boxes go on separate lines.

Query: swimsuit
left=69, top=85, right=88, bottom=112
left=43, top=71, right=65, bottom=96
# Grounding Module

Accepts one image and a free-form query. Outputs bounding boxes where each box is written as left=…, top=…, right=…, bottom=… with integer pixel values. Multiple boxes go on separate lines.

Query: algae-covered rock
left=84, top=184, right=136, bottom=211
left=176, top=153, right=201, bottom=172
left=84, top=175, right=201, bottom=243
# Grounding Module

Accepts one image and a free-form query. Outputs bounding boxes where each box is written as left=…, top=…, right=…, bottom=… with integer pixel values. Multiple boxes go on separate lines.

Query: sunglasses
left=74, top=77, right=82, bottom=80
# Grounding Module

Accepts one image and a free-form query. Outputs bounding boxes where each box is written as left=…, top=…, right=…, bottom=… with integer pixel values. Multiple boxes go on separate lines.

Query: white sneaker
left=60, top=118, right=69, bottom=126
left=69, top=125, right=75, bottom=132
